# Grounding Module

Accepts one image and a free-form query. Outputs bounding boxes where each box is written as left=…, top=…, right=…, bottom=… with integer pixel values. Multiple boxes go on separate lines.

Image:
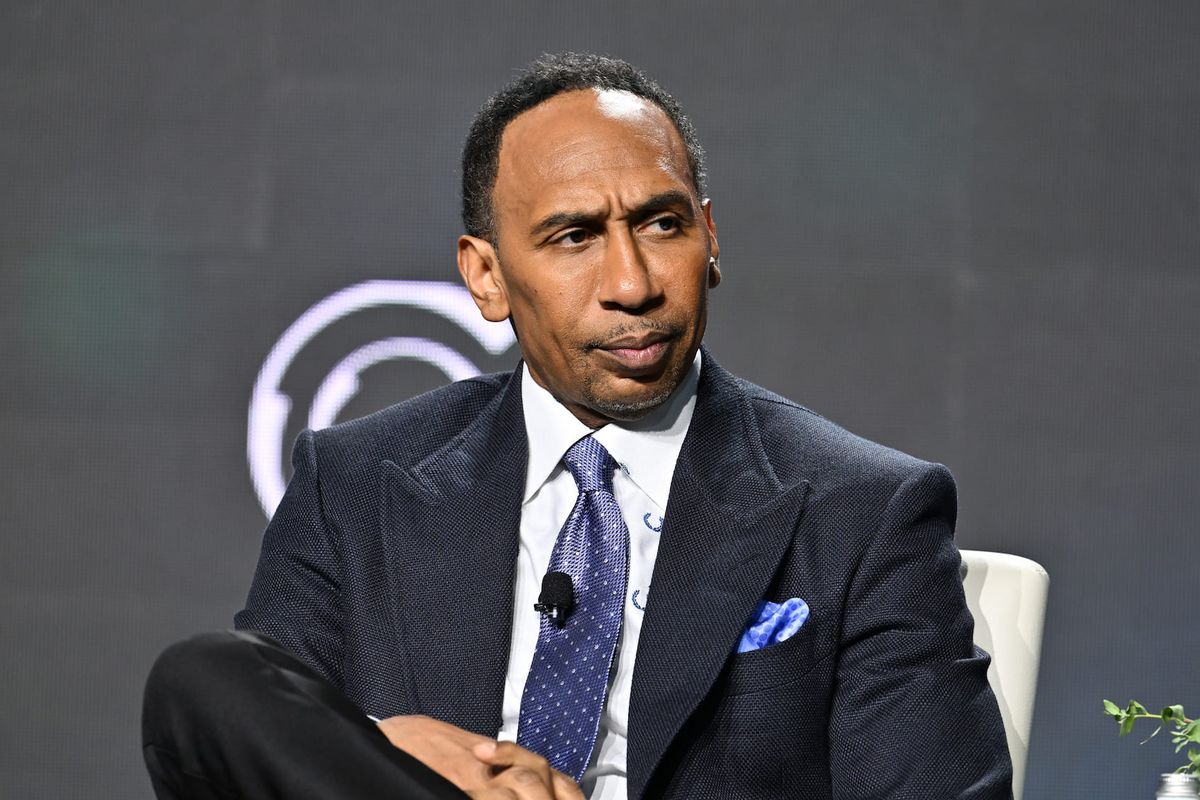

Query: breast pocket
left=721, top=610, right=833, bottom=696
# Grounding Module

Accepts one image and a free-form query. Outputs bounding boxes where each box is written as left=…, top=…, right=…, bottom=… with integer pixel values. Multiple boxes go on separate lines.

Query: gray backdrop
left=2, top=2, right=1197, bottom=797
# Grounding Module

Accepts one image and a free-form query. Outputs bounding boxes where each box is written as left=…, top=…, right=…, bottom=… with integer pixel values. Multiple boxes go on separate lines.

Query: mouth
left=594, top=330, right=675, bottom=374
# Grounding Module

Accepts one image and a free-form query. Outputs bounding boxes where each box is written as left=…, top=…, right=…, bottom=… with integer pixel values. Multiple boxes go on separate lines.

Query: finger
left=483, top=766, right=556, bottom=800
left=472, top=741, right=554, bottom=785
left=550, top=770, right=585, bottom=800
left=378, top=714, right=489, bottom=752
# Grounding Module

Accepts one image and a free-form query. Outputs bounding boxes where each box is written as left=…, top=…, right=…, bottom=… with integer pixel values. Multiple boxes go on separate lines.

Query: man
left=144, top=53, right=1012, bottom=799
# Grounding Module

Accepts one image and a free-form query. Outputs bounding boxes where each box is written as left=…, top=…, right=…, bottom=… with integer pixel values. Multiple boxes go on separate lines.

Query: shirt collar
left=520, top=349, right=702, bottom=509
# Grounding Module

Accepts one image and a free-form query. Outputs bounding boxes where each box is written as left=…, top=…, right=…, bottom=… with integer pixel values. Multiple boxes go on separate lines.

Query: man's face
left=458, top=89, right=720, bottom=428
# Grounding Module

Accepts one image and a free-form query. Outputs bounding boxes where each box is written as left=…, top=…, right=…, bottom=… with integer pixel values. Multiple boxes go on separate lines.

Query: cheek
left=540, top=287, right=592, bottom=333
left=512, top=300, right=583, bottom=360
left=661, top=267, right=710, bottom=306
left=513, top=266, right=589, bottom=313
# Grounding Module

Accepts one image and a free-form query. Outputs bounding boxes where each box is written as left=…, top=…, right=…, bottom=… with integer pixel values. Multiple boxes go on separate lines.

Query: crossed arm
left=376, top=715, right=582, bottom=800
left=236, top=432, right=580, bottom=799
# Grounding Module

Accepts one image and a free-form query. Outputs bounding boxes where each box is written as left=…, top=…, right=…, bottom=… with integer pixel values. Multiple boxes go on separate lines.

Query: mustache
left=583, top=320, right=683, bottom=350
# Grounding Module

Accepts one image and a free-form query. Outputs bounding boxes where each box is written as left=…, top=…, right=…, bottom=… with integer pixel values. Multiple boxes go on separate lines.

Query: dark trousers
left=142, top=630, right=468, bottom=800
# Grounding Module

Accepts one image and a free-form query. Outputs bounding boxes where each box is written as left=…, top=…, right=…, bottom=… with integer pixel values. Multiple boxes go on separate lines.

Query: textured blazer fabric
left=236, top=350, right=1013, bottom=799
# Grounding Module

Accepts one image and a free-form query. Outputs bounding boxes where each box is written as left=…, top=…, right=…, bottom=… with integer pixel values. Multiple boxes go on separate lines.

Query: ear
left=702, top=198, right=721, bottom=288
left=457, top=234, right=511, bottom=322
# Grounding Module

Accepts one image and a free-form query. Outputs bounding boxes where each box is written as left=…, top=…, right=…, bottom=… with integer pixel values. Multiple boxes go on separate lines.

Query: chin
left=582, top=378, right=677, bottom=422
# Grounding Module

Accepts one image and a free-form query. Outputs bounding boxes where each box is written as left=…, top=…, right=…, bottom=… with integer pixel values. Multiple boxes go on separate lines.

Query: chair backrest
left=959, top=550, right=1049, bottom=800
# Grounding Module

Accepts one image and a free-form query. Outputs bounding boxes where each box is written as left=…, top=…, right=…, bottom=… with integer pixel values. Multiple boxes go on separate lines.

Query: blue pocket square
left=736, top=597, right=810, bottom=654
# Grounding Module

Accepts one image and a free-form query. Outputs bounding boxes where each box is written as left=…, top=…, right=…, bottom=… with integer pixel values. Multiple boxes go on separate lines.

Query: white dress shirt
left=496, top=351, right=701, bottom=800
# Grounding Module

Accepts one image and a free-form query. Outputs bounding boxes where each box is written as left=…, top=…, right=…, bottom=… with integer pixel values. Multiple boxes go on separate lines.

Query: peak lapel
left=380, top=370, right=527, bottom=736
left=626, top=357, right=811, bottom=799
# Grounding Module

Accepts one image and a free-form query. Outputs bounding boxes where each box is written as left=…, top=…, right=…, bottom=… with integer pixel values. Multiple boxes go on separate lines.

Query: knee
left=144, top=631, right=277, bottom=730
left=148, top=631, right=245, bottom=693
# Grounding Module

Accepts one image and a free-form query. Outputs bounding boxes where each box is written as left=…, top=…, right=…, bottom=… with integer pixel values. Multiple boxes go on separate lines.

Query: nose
left=597, top=229, right=663, bottom=312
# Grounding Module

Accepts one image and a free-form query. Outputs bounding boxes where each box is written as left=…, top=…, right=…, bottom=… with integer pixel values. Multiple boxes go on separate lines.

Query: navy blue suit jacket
left=235, top=352, right=1012, bottom=799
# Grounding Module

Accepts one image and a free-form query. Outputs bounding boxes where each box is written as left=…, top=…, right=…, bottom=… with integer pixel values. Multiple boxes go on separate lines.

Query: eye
left=553, top=229, right=591, bottom=247
left=645, top=215, right=680, bottom=234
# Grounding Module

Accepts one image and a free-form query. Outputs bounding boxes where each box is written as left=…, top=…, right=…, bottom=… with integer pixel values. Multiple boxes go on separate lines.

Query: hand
left=376, top=715, right=581, bottom=800
left=470, top=741, right=584, bottom=800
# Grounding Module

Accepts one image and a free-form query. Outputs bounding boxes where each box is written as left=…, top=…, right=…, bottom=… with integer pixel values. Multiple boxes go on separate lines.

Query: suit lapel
left=627, top=356, right=811, bottom=799
left=380, top=370, right=527, bottom=736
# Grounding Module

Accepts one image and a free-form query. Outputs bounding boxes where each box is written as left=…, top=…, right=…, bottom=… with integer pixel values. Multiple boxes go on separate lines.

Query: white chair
left=959, top=550, right=1049, bottom=800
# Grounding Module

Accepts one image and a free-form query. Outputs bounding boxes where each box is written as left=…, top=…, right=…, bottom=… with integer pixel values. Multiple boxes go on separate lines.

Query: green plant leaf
left=1104, top=697, right=1198, bottom=774
left=1163, top=705, right=1185, bottom=723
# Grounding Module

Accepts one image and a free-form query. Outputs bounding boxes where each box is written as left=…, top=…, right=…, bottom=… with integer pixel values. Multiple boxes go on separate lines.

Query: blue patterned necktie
left=517, top=435, right=630, bottom=783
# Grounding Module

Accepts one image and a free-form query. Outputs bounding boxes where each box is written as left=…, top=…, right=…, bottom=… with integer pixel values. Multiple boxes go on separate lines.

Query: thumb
left=551, top=770, right=584, bottom=800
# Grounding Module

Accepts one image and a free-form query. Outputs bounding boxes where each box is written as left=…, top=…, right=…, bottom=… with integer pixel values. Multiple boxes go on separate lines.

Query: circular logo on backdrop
left=247, top=280, right=518, bottom=518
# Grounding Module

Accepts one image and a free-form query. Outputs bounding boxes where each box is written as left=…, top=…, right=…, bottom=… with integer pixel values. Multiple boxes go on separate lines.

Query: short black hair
left=461, top=52, right=707, bottom=240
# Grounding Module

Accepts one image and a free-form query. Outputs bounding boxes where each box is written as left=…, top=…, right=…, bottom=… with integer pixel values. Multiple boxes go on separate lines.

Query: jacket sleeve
left=234, top=429, right=346, bottom=687
left=828, top=463, right=1013, bottom=799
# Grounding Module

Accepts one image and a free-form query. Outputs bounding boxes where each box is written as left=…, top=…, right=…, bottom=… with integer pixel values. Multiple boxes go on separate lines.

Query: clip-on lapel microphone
left=534, top=571, right=574, bottom=627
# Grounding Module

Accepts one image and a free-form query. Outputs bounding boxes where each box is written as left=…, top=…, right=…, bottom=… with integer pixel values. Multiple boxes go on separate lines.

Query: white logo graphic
left=248, top=280, right=517, bottom=517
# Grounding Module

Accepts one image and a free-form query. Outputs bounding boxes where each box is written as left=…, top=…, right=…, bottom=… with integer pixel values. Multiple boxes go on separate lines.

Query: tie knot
left=561, top=436, right=616, bottom=494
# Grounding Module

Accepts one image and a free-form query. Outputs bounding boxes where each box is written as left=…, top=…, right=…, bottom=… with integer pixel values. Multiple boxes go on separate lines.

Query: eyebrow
left=528, top=189, right=695, bottom=238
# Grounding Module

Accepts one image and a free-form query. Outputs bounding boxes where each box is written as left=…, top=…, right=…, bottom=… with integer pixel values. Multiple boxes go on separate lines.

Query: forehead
left=494, top=89, right=693, bottom=218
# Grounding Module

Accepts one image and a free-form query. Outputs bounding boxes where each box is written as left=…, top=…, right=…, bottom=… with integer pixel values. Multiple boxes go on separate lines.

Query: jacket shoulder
left=307, top=371, right=513, bottom=471
left=734, top=377, right=948, bottom=491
